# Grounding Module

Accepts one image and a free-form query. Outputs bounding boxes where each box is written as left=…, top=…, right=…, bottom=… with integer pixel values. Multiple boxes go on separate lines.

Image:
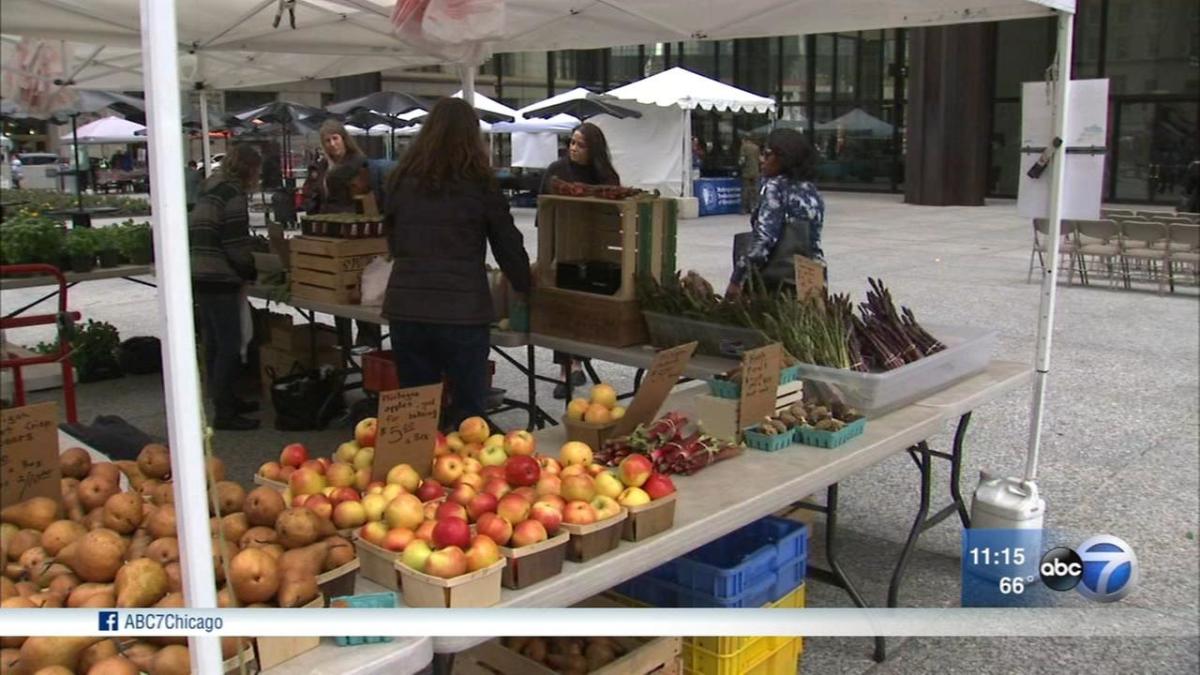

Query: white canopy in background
left=816, top=108, right=895, bottom=138
left=60, top=115, right=146, bottom=144
left=607, top=68, right=776, bottom=113
left=511, top=132, right=560, bottom=169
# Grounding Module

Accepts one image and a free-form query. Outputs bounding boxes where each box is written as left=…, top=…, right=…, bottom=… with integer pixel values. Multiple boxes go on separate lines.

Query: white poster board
left=511, top=132, right=559, bottom=169
left=1017, top=79, right=1109, bottom=220
left=592, top=101, right=685, bottom=196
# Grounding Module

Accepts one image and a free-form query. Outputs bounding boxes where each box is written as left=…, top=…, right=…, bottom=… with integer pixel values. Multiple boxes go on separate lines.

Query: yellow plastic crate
left=682, top=584, right=805, bottom=675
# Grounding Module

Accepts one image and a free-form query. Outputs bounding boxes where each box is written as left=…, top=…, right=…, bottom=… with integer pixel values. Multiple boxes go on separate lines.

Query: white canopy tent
left=59, top=114, right=146, bottom=143
left=596, top=67, right=776, bottom=198
left=494, top=91, right=588, bottom=170
left=2, top=1, right=1076, bottom=671
left=816, top=108, right=895, bottom=138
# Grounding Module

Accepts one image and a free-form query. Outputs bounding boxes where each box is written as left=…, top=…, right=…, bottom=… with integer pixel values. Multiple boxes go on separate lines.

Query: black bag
left=117, top=336, right=163, bottom=375
left=267, top=363, right=345, bottom=431
left=733, top=213, right=813, bottom=291
left=59, top=416, right=159, bottom=462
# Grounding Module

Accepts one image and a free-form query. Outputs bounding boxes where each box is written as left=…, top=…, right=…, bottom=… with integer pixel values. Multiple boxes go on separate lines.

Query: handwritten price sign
left=372, top=383, right=443, bottom=479
left=738, top=343, right=783, bottom=431
left=1, top=402, right=62, bottom=508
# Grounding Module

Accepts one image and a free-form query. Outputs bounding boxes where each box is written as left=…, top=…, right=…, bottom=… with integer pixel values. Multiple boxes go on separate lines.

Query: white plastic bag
left=359, top=256, right=392, bottom=307
left=391, top=0, right=502, bottom=63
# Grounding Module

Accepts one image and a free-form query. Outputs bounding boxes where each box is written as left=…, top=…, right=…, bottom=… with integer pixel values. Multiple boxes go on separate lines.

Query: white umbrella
left=59, top=114, right=146, bottom=143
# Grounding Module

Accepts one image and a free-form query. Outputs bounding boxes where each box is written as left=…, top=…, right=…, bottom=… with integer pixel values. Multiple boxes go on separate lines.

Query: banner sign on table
left=738, top=343, right=783, bottom=431
left=612, top=341, right=697, bottom=437
left=0, top=402, right=62, bottom=508
left=373, top=384, right=443, bottom=479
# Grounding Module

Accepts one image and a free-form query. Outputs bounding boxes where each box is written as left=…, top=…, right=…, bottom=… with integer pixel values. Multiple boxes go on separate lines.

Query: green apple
left=401, top=539, right=434, bottom=571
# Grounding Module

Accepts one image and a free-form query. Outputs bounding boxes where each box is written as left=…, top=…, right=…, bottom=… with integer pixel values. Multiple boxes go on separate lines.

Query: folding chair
left=1028, top=218, right=1079, bottom=283
left=1072, top=219, right=1121, bottom=287
left=1118, top=220, right=1169, bottom=293
left=1165, top=223, right=1200, bottom=292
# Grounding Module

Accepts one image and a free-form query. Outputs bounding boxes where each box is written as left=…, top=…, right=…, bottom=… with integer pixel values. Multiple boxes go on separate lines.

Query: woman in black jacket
left=189, top=144, right=262, bottom=430
left=383, top=98, right=532, bottom=426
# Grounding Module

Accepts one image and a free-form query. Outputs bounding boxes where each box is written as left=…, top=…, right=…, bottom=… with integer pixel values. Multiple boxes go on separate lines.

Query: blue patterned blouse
left=730, top=176, right=825, bottom=284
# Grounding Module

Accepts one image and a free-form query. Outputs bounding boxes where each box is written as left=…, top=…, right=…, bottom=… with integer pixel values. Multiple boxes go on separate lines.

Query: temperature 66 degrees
left=968, top=547, right=1026, bottom=566
left=998, top=577, right=1029, bottom=594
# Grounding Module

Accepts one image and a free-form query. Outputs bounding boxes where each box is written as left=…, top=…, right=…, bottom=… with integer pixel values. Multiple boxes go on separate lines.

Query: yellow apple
left=352, top=447, right=375, bottom=471
left=594, top=472, right=624, bottom=499
left=617, top=486, right=651, bottom=507
left=589, top=383, right=618, bottom=409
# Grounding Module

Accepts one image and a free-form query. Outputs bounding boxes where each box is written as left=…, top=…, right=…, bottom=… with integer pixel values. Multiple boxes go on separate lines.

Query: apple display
left=425, top=546, right=468, bottom=578
left=414, top=520, right=436, bottom=542
left=330, top=487, right=361, bottom=505
left=383, top=494, right=424, bottom=530
left=382, top=527, right=415, bottom=552
left=617, top=487, right=651, bottom=507
left=462, top=442, right=483, bottom=460
left=435, top=500, right=469, bottom=523
left=449, top=483, right=478, bottom=508
left=590, top=495, right=621, bottom=520
left=511, top=519, right=548, bottom=547
left=590, top=383, right=618, bottom=408
left=361, top=493, right=388, bottom=522
left=583, top=404, right=613, bottom=424
left=479, top=444, right=508, bottom=467
left=382, top=483, right=405, bottom=502
left=467, top=492, right=498, bottom=521
left=359, top=521, right=388, bottom=546
left=465, top=534, right=502, bottom=571
left=434, top=432, right=451, bottom=457
left=496, top=494, right=531, bottom=525
left=335, top=441, right=361, bottom=464
left=559, top=441, right=594, bottom=467
left=566, top=398, right=590, bottom=421
left=455, top=472, right=484, bottom=491
left=354, top=417, right=378, bottom=448
left=538, top=456, right=562, bottom=475
left=594, top=472, right=624, bottom=499
left=504, top=455, right=541, bottom=487
left=354, top=468, right=373, bottom=491
left=560, top=463, right=588, bottom=479
left=480, top=465, right=507, bottom=483
left=279, top=443, right=309, bottom=468
left=289, top=467, right=327, bottom=496
left=562, top=500, right=598, bottom=525
left=445, top=432, right=465, bottom=453
left=423, top=500, right=440, bottom=521
left=332, top=500, right=367, bottom=529
left=512, top=487, right=538, bottom=504
left=351, top=447, right=375, bottom=471
left=504, top=430, right=536, bottom=457
left=401, top=539, right=433, bottom=571
left=476, top=512, right=513, bottom=546
left=432, top=455, right=464, bottom=485
left=611, top=405, right=627, bottom=420
left=529, top=501, right=563, bottom=535
left=561, top=474, right=597, bottom=502
left=462, top=457, right=482, bottom=475
left=303, top=494, right=333, bottom=520
left=536, top=475, right=562, bottom=497
left=258, top=461, right=282, bottom=480
left=618, top=454, right=654, bottom=488
left=482, top=478, right=512, bottom=500
left=386, top=464, right=421, bottom=492
left=291, top=494, right=310, bottom=508
left=643, top=473, right=677, bottom=500
left=458, top=416, right=490, bottom=444
left=431, top=517, right=471, bottom=550
left=539, top=494, right=566, bottom=512
left=415, top=479, right=445, bottom=503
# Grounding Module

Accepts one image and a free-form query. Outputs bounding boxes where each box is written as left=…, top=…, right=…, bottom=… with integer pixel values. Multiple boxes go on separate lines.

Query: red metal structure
left=1, top=264, right=81, bottom=423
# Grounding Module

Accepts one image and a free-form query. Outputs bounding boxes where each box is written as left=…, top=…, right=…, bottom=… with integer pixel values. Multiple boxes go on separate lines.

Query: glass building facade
left=476, top=0, right=1197, bottom=205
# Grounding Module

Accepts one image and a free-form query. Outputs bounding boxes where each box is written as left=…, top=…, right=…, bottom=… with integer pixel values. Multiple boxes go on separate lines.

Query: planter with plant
left=64, top=228, right=99, bottom=273
left=34, top=319, right=124, bottom=382
left=0, top=219, right=65, bottom=267
left=94, top=227, right=122, bottom=267
left=117, top=220, right=153, bottom=264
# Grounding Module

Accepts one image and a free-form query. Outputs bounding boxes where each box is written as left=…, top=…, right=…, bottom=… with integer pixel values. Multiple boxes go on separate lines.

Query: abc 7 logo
left=1039, top=535, right=1138, bottom=602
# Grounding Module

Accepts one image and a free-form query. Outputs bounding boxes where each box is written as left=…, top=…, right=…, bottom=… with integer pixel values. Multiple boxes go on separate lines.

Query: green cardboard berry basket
left=743, top=427, right=795, bottom=452
left=795, top=418, right=867, bottom=449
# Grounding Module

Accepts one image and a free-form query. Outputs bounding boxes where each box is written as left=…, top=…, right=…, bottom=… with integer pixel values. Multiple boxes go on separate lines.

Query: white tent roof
left=489, top=92, right=586, bottom=134
left=816, top=108, right=894, bottom=137
left=61, top=115, right=146, bottom=143
left=606, top=68, right=775, bottom=113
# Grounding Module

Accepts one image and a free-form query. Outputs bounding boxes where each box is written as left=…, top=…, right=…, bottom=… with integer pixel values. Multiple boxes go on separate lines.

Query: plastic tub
left=643, top=311, right=769, bottom=357
left=791, top=324, right=995, bottom=416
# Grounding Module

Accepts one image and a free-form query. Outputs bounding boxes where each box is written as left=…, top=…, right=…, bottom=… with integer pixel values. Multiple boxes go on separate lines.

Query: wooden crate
left=289, top=235, right=388, bottom=305
left=621, top=494, right=677, bottom=542
left=498, top=532, right=570, bottom=589
left=534, top=195, right=677, bottom=301
left=458, top=636, right=682, bottom=675
left=254, top=594, right=323, bottom=669
left=395, top=558, right=505, bottom=608
left=531, top=287, right=647, bottom=347
left=561, top=509, right=627, bottom=563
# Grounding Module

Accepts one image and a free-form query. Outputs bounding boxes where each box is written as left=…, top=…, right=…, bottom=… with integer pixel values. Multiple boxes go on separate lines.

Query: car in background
left=15, top=152, right=65, bottom=190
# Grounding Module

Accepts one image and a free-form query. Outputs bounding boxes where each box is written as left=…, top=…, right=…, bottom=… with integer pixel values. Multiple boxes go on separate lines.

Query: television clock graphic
left=1074, top=534, right=1138, bottom=602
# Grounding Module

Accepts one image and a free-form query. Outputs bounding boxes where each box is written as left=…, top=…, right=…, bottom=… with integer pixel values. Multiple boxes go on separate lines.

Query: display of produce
left=597, top=412, right=743, bottom=476
left=565, top=383, right=626, bottom=425
left=501, top=636, right=636, bottom=673
left=299, top=212, right=384, bottom=238
left=549, top=177, right=646, bottom=200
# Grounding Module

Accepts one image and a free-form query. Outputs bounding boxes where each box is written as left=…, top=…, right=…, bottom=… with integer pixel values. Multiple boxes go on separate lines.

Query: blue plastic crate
left=652, top=517, right=808, bottom=600
left=770, top=556, right=808, bottom=603
left=331, top=592, right=396, bottom=646
left=617, top=572, right=777, bottom=608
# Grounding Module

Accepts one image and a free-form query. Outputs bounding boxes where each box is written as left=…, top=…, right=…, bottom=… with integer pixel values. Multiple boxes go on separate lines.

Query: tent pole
left=71, top=113, right=83, bottom=211
left=199, top=88, right=212, bottom=177
left=682, top=107, right=692, bottom=198
left=1024, top=9, right=1074, bottom=484
left=461, top=64, right=476, bottom=106
left=137, top=0, right=223, bottom=672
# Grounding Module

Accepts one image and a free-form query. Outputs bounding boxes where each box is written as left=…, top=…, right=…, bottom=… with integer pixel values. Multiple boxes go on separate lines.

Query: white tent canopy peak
left=606, top=67, right=775, bottom=113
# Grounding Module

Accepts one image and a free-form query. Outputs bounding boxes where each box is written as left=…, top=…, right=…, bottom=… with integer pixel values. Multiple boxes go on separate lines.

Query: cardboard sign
left=794, top=256, right=826, bottom=302
left=372, top=383, right=443, bottom=479
left=738, top=343, right=783, bottom=431
left=612, top=341, right=698, bottom=437
left=0, top=402, right=62, bottom=509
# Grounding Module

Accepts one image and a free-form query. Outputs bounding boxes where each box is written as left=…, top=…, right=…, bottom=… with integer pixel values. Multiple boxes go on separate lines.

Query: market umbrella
left=522, top=88, right=642, bottom=120
left=233, top=101, right=336, bottom=184
left=343, top=109, right=416, bottom=156
left=327, top=91, right=430, bottom=117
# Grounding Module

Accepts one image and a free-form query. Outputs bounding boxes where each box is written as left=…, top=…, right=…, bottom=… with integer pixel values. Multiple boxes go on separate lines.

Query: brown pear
left=212, top=481, right=245, bottom=515
left=7, top=529, right=41, bottom=562
left=59, top=477, right=80, bottom=501
left=259, top=544, right=285, bottom=561
left=26, top=591, right=63, bottom=608
left=243, top=487, right=285, bottom=527
left=154, top=591, right=184, bottom=608
left=1, top=498, right=60, bottom=532
left=46, top=572, right=80, bottom=597
left=145, top=504, right=176, bottom=539
left=278, top=541, right=329, bottom=578
left=13, top=582, right=36, bottom=598
left=315, top=516, right=337, bottom=538
left=17, top=547, right=48, bottom=579
left=29, top=666, right=74, bottom=675
left=211, top=538, right=237, bottom=585
left=238, top=526, right=276, bottom=550
left=58, top=529, right=126, bottom=583
left=117, top=642, right=158, bottom=673
left=67, top=582, right=114, bottom=608
left=137, top=444, right=171, bottom=481
left=219, top=513, right=249, bottom=544
left=1, top=648, right=19, bottom=673
left=15, top=635, right=103, bottom=674
left=78, top=477, right=120, bottom=512
left=207, top=456, right=226, bottom=483
left=82, top=507, right=106, bottom=531
left=87, top=462, right=121, bottom=485
left=101, top=493, right=144, bottom=535
left=87, top=655, right=140, bottom=675
left=216, top=585, right=237, bottom=608
left=276, top=567, right=320, bottom=608
left=1, top=577, right=17, bottom=601
left=275, top=508, right=322, bottom=549
left=149, top=644, right=190, bottom=675
left=144, top=635, right=186, bottom=647
left=58, top=447, right=92, bottom=480
left=77, top=638, right=118, bottom=674
left=32, top=563, right=74, bottom=589
left=163, top=562, right=182, bottom=592
left=115, top=558, right=168, bottom=608
left=138, top=478, right=162, bottom=501
left=323, top=535, right=355, bottom=571
left=125, top=530, right=152, bottom=562
left=40, top=520, right=86, bottom=557
left=151, top=483, right=175, bottom=506
left=145, top=537, right=179, bottom=566
left=228, top=548, right=279, bottom=604
left=113, top=460, right=146, bottom=489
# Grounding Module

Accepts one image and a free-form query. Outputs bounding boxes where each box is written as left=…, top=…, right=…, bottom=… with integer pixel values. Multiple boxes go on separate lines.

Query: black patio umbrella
left=327, top=91, right=430, bottom=117
left=232, top=101, right=338, bottom=185
left=522, top=92, right=642, bottom=120
left=343, top=109, right=416, bottom=156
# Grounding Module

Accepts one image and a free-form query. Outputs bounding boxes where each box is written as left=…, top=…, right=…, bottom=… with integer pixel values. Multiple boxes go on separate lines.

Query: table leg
left=888, top=443, right=933, bottom=612
left=527, top=343, right=538, bottom=430
left=949, top=413, right=973, bottom=528
left=120, top=276, right=157, bottom=288
left=432, top=652, right=455, bottom=675
left=4, top=281, right=79, bottom=319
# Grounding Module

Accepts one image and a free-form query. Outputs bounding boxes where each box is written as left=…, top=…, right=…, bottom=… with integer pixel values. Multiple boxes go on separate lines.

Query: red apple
left=300, top=459, right=326, bottom=475
left=278, top=465, right=295, bottom=482
left=505, top=455, right=541, bottom=487
left=382, top=527, right=415, bottom=552
left=562, top=500, right=597, bottom=525
left=423, top=500, right=440, bottom=521
left=497, top=493, right=531, bottom=525
left=330, top=486, right=361, bottom=505
left=510, top=519, right=549, bottom=548
left=415, top=479, right=445, bottom=503
left=414, top=520, right=436, bottom=543
left=435, top=501, right=469, bottom=523
left=476, top=512, right=513, bottom=546
left=465, top=534, right=501, bottom=571
left=481, top=465, right=507, bottom=483
left=365, top=480, right=386, bottom=494
left=537, top=456, right=562, bottom=475
left=304, top=494, right=333, bottom=520
left=512, top=487, right=538, bottom=504
left=455, top=473, right=484, bottom=491
left=332, top=500, right=367, bottom=529
left=431, top=517, right=471, bottom=550
left=432, top=455, right=464, bottom=485
left=258, top=461, right=282, bottom=480
left=434, top=432, right=451, bottom=457
left=504, top=430, right=536, bottom=457
left=463, top=457, right=483, bottom=475
left=291, top=494, right=310, bottom=508
left=642, top=473, right=677, bottom=500
left=449, top=483, right=477, bottom=508
left=529, top=500, right=563, bottom=535
left=467, top=492, right=499, bottom=522
left=536, top=475, right=562, bottom=497
left=539, top=494, right=566, bottom=512
left=359, top=521, right=388, bottom=546
left=424, top=545, right=467, bottom=578
left=354, top=417, right=378, bottom=448
left=618, top=454, right=654, bottom=488
left=482, top=478, right=512, bottom=501
left=316, top=457, right=332, bottom=473
left=289, top=467, right=327, bottom=496
left=279, top=443, right=309, bottom=468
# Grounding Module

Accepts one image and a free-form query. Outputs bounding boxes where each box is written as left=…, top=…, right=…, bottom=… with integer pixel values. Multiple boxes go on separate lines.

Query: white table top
left=261, top=636, right=433, bottom=675
left=0, top=265, right=154, bottom=290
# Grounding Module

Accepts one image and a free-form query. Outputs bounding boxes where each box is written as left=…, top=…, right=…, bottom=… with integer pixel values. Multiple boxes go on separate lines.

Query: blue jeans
left=388, top=321, right=489, bottom=428
left=195, top=290, right=244, bottom=419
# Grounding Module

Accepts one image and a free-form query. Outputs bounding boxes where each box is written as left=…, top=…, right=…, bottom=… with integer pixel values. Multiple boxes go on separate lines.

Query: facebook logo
left=98, top=612, right=119, bottom=632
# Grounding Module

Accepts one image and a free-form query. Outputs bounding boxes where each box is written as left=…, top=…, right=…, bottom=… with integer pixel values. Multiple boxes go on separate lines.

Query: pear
left=212, top=481, right=245, bottom=515
left=259, top=544, right=285, bottom=561
left=7, top=529, right=41, bottom=562
left=58, top=447, right=91, bottom=480
left=115, top=558, right=168, bottom=608
left=238, top=526, right=276, bottom=550
left=113, top=460, right=147, bottom=490
left=117, top=642, right=158, bottom=673
left=13, top=582, right=36, bottom=598
left=28, top=666, right=74, bottom=675
left=40, top=520, right=86, bottom=557
left=101, top=493, right=144, bottom=534
left=276, top=567, right=319, bottom=608
left=145, top=504, right=176, bottom=539
left=207, top=456, right=226, bottom=483
left=136, top=444, right=171, bottom=481
left=58, top=529, right=126, bottom=583
left=211, top=538, right=237, bottom=585
left=145, top=537, right=180, bottom=566
left=82, top=507, right=106, bottom=531
left=87, top=655, right=140, bottom=675
left=78, top=477, right=120, bottom=512
left=323, top=536, right=355, bottom=572
left=154, top=591, right=184, bottom=608
left=26, top=591, right=63, bottom=608
left=150, top=483, right=175, bottom=507
left=228, top=548, right=279, bottom=604
left=14, top=635, right=103, bottom=674
left=70, top=583, right=116, bottom=608
left=0, top=577, right=16, bottom=601
left=243, top=487, right=285, bottom=527
left=138, top=479, right=162, bottom=502
left=149, top=644, right=189, bottom=675
left=17, top=547, right=47, bottom=580
left=45, top=572, right=79, bottom=598
left=125, top=530, right=153, bottom=562
left=1, top=498, right=60, bottom=532
left=163, top=562, right=182, bottom=593
left=77, top=638, right=118, bottom=673
left=32, top=563, right=74, bottom=589
left=219, top=513, right=249, bottom=544
left=1, top=648, right=19, bottom=673
left=278, top=541, right=329, bottom=578
left=274, top=509, right=320, bottom=549
left=216, top=585, right=238, bottom=608
left=87, top=462, right=121, bottom=485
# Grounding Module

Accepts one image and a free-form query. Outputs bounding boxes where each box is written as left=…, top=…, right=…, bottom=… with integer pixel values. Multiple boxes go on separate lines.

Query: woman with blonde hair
left=304, top=119, right=371, bottom=214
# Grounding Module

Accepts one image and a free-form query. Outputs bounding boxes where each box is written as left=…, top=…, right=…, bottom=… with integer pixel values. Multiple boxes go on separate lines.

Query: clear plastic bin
left=793, top=324, right=996, bottom=416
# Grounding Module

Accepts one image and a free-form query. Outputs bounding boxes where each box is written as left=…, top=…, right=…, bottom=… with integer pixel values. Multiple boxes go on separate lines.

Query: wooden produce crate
left=254, top=594, right=323, bottom=669
left=289, top=235, right=388, bottom=304
left=498, top=532, right=570, bottom=589
left=531, top=287, right=647, bottom=347
left=394, top=558, right=506, bottom=608
left=458, top=636, right=682, bottom=675
left=622, top=494, right=677, bottom=542
left=317, top=557, right=360, bottom=604
left=353, top=535, right=401, bottom=591
left=561, top=509, right=628, bottom=563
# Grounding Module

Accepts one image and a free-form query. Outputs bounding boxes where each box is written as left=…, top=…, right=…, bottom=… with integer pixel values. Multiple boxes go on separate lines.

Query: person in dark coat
left=383, top=98, right=532, bottom=427
left=537, top=122, right=621, bottom=398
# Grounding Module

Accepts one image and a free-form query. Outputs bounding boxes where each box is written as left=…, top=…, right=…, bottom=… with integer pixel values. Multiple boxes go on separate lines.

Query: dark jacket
left=383, top=177, right=531, bottom=325
left=189, top=176, right=256, bottom=292
left=538, top=158, right=618, bottom=195
left=303, top=155, right=370, bottom=214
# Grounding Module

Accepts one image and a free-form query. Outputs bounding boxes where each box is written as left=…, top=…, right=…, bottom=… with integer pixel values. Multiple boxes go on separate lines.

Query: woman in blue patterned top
left=726, top=128, right=824, bottom=297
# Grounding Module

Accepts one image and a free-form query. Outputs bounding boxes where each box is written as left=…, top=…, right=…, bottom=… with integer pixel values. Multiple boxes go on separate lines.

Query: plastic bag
left=391, top=0, right=502, bottom=63
left=359, top=256, right=392, bottom=307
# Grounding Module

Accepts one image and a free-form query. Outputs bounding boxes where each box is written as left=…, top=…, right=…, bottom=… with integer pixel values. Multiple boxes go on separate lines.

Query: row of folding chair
left=1029, top=218, right=1200, bottom=293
